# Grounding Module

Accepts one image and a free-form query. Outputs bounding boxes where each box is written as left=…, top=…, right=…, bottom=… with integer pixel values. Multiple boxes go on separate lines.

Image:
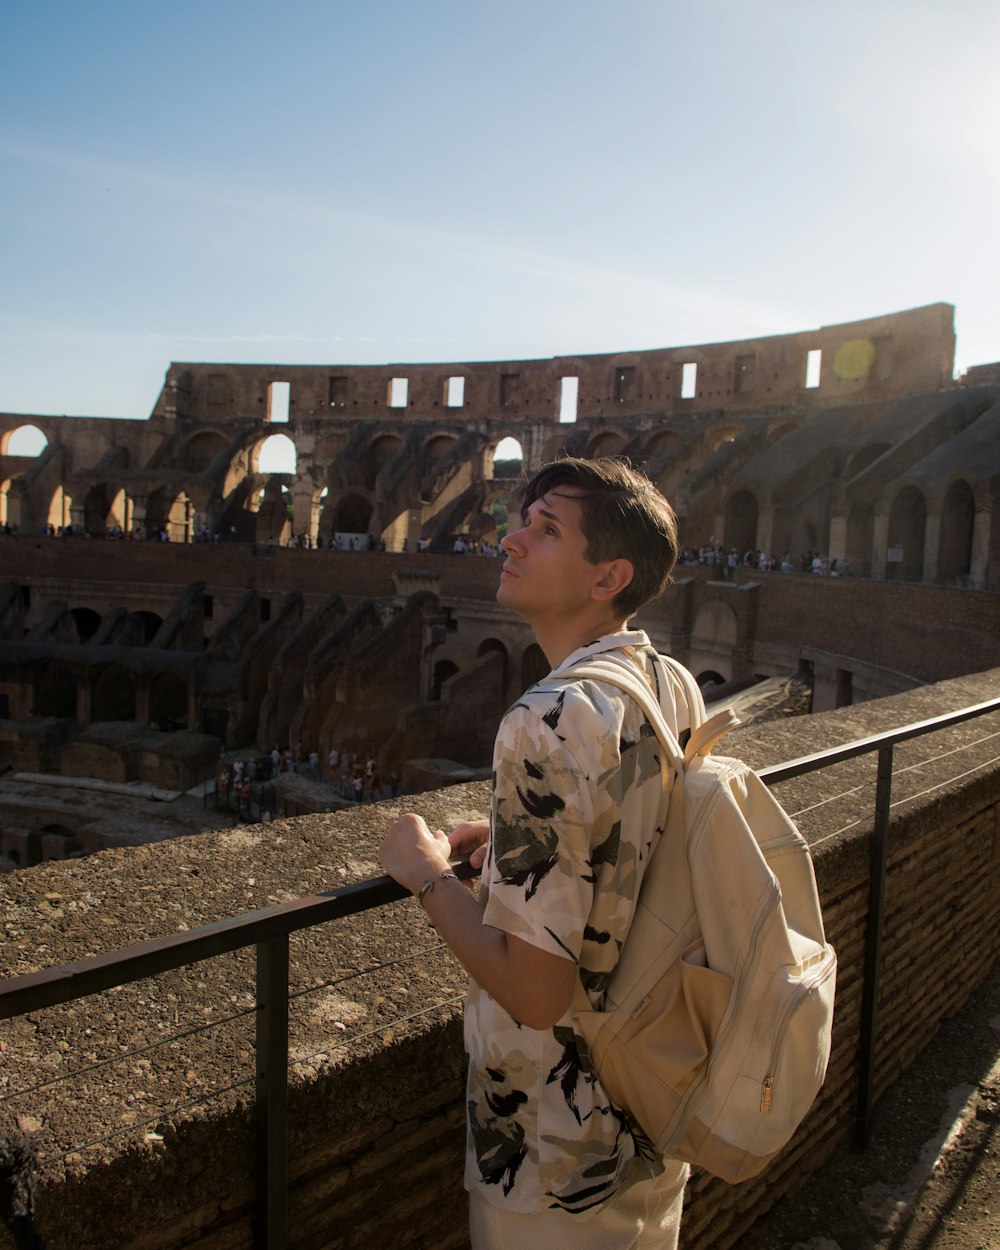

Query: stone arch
left=693, top=600, right=738, bottom=648
left=150, top=672, right=188, bottom=729
left=938, top=478, right=975, bottom=582
left=846, top=502, right=874, bottom=576
left=255, top=433, right=297, bottom=476
left=723, top=489, right=759, bottom=554
left=145, top=488, right=192, bottom=542
left=38, top=823, right=82, bottom=859
left=422, top=434, right=457, bottom=477
left=255, top=480, right=293, bottom=544
left=765, top=422, right=799, bottom=447
left=477, top=638, right=510, bottom=692
left=2, top=424, right=48, bottom=457
left=82, top=484, right=113, bottom=536
left=488, top=436, right=524, bottom=480
left=92, top=665, right=137, bottom=722
left=34, top=664, right=77, bottom=719
left=430, top=659, right=459, bottom=702
left=181, top=430, right=230, bottom=473
left=645, top=430, right=679, bottom=461
left=46, top=485, right=72, bottom=532
left=520, top=644, right=549, bottom=693
left=704, top=424, right=744, bottom=455
left=364, top=434, right=403, bottom=491
left=333, top=493, right=374, bottom=537
left=887, top=485, right=927, bottom=582
left=128, top=611, right=163, bottom=646
left=586, top=431, right=626, bottom=459
left=71, top=607, right=102, bottom=642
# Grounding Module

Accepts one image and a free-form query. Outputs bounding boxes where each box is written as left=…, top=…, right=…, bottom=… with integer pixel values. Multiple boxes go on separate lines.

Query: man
left=379, top=457, right=690, bottom=1249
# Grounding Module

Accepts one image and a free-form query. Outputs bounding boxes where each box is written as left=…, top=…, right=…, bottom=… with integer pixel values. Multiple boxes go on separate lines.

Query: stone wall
left=151, top=304, right=955, bottom=424
left=1, top=671, right=999, bottom=1249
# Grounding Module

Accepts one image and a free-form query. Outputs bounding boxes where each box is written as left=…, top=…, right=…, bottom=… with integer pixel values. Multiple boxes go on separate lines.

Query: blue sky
left=1, top=0, right=997, bottom=419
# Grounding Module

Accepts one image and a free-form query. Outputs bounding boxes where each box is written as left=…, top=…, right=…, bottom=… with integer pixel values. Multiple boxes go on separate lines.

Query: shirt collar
left=550, top=628, right=651, bottom=678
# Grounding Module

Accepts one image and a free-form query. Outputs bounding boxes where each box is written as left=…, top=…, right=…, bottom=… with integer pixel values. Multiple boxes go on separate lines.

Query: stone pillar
left=135, top=682, right=151, bottom=728
left=756, top=507, right=774, bottom=559
left=290, top=482, right=315, bottom=541
left=871, top=511, right=889, bottom=580
left=76, top=676, right=92, bottom=729
left=970, top=506, right=992, bottom=589
left=922, top=512, right=941, bottom=582
left=828, top=513, right=848, bottom=566
left=130, top=494, right=148, bottom=538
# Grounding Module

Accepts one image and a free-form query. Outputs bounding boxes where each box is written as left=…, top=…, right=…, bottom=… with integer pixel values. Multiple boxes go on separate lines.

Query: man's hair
left=520, top=456, right=679, bottom=619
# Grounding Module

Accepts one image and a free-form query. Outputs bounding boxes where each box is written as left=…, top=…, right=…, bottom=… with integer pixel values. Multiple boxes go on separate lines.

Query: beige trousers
left=468, top=1159, right=689, bottom=1250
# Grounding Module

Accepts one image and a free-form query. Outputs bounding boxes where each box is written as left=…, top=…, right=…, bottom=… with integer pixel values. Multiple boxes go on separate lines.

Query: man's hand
left=378, top=812, right=453, bottom=896
left=448, top=818, right=490, bottom=870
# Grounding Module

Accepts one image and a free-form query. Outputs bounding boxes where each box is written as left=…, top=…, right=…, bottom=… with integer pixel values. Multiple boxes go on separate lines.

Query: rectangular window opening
left=267, top=381, right=290, bottom=423
left=680, top=362, right=698, bottom=400
left=445, top=376, right=465, bottom=407
left=734, top=354, right=756, bottom=394
left=388, top=377, right=409, bottom=408
left=329, top=376, right=349, bottom=408
left=614, top=366, right=635, bottom=403
left=207, top=373, right=228, bottom=406
left=559, top=376, right=579, bottom=424
left=500, top=373, right=520, bottom=406
left=804, top=349, right=822, bottom=389
left=260, top=598, right=271, bottom=622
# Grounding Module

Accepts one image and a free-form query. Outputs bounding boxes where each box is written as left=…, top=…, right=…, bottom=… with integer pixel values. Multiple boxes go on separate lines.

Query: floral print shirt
left=464, top=630, right=688, bottom=1214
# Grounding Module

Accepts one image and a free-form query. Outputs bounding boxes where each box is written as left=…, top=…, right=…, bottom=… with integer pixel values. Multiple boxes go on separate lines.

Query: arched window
left=3, top=425, right=47, bottom=457
left=887, top=486, right=927, bottom=582
left=938, top=480, right=975, bottom=583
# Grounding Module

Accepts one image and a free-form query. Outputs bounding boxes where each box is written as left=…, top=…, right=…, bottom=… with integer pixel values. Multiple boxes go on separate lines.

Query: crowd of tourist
left=19, top=520, right=847, bottom=575
left=214, top=742, right=402, bottom=823
left=678, top=543, right=849, bottom=577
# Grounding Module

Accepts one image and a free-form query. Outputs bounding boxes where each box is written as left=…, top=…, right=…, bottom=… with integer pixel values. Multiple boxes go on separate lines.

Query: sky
left=1, top=0, right=998, bottom=421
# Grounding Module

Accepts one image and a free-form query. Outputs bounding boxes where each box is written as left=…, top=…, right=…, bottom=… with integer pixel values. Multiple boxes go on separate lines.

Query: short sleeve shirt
left=464, top=630, right=688, bottom=1214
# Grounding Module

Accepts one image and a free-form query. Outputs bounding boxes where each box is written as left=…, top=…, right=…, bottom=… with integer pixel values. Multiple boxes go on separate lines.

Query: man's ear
left=591, top=558, right=634, bottom=602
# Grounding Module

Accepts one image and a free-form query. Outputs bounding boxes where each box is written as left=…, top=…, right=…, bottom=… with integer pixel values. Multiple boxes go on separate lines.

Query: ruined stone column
left=922, top=512, right=941, bottom=582
left=828, top=514, right=848, bottom=567
left=871, top=511, right=890, bottom=580
left=970, top=505, right=992, bottom=590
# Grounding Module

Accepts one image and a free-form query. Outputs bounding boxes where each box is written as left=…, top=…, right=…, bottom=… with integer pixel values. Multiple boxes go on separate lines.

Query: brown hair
left=520, top=456, right=678, bottom=619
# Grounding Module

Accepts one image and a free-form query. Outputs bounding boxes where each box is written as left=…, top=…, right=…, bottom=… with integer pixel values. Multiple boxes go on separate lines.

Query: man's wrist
left=416, top=869, right=458, bottom=907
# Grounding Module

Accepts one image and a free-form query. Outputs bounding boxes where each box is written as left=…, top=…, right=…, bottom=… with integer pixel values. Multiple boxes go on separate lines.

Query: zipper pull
left=760, top=1075, right=774, bottom=1114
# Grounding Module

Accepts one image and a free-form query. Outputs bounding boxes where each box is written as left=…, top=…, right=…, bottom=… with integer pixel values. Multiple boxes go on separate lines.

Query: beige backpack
left=568, top=650, right=837, bottom=1183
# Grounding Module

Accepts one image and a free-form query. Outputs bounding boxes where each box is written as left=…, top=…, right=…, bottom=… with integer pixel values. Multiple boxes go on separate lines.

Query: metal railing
left=3, top=694, right=1000, bottom=1249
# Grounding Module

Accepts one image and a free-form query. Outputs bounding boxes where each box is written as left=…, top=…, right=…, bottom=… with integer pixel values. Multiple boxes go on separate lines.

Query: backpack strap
left=568, top=651, right=740, bottom=769
left=568, top=655, right=687, bottom=776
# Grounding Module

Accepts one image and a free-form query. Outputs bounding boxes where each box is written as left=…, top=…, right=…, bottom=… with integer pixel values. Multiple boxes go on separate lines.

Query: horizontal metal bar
left=758, top=695, right=1000, bottom=784
left=3, top=691, right=999, bottom=1022
left=0, top=861, right=478, bottom=1020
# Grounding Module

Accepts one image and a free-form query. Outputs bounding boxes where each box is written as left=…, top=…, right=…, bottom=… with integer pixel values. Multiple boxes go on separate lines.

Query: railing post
left=256, top=935, right=289, bottom=1250
left=856, top=742, right=894, bottom=1146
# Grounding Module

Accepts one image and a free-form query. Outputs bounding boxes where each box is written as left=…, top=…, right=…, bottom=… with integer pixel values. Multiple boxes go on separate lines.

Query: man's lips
left=500, top=564, right=518, bottom=579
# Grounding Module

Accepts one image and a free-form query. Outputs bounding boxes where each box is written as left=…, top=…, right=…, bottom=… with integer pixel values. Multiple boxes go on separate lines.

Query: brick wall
left=1, top=673, right=999, bottom=1250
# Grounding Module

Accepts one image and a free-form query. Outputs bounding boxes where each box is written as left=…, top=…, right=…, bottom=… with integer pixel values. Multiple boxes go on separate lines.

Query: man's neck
left=534, top=613, right=631, bottom=669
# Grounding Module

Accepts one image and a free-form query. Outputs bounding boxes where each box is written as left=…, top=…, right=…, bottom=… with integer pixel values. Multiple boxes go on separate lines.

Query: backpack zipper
left=759, top=946, right=837, bottom=1113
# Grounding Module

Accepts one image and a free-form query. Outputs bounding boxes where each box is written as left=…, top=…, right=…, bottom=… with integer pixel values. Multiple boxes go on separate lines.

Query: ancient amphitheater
left=0, top=299, right=998, bottom=866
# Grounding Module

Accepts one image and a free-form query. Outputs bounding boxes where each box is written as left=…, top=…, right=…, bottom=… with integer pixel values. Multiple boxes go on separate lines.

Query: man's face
left=497, top=488, right=606, bottom=624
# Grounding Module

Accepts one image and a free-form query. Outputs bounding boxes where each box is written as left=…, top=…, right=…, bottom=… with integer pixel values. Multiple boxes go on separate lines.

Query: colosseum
left=0, top=299, right=998, bottom=865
